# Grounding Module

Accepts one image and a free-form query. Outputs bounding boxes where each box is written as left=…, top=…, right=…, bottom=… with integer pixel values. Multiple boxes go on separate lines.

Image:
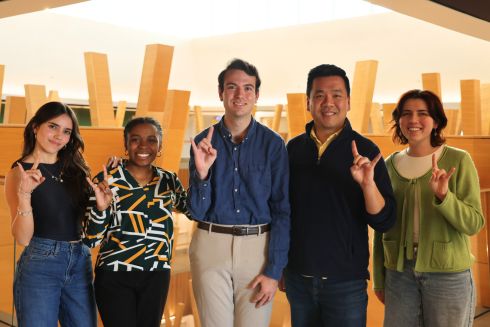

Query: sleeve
left=263, top=139, right=291, bottom=280
left=82, top=172, right=113, bottom=248
left=434, top=151, right=485, bottom=236
left=186, top=131, right=213, bottom=220
left=372, top=230, right=386, bottom=291
left=363, top=146, right=397, bottom=233
left=171, top=172, right=191, bottom=218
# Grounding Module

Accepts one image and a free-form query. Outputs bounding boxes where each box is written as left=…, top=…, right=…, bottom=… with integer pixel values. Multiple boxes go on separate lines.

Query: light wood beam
left=460, top=80, right=482, bottom=135
left=422, top=72, right=442, bottom=98
left=24, top=84, right=48, bottom=120
left=481, top=84, right=490, bottom=135
left=370, top=103, right=384, bottom=134
left=48, top=90, right=60, bottom=102
left=115, top=100, right=127, bottom=127
left=84, top=52, right=117, bottom=127
left=445, top=109, right=459, bottom=136
left=272, top=104, right=283, bottom=133
left=382, top=103, right=396, bottom=133
left=348, top=60, right=378, bottom=133
left=193, top=106, right=204, bottom=134
left=286, top=93, right=307, bottom=140
left=135, top=44, right=174, bottom=117
left=0, top=65, right=4, bottom=105
left=4, top=96, right=27, bottom=124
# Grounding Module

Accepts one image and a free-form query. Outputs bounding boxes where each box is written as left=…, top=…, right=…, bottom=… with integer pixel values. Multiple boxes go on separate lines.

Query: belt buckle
left=232, top=226, right=247, bottom=236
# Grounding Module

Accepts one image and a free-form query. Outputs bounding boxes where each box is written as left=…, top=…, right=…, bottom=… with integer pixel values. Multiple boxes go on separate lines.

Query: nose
left=322, top=94, right=334, bottom=106
left=234, top=87, right=244, bottom=98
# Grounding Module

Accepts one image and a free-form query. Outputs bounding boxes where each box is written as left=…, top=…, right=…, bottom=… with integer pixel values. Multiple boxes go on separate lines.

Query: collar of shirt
left=217, top=116, right=257, bottom=144
left=310, top=126, right=342, bottom=158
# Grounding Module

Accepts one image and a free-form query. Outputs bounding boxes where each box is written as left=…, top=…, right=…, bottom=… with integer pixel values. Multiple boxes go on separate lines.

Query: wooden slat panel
left=422, top=72, right=442, bottom=97
left=286, top=93, right=307, bottom=140
left=4, top=96, right=26, bottom=124
left=370, top=103, right=384, bottom=134
left=135, top=44, right=174, bottom=117
left=48, top=90, right=60, bottom=102
left=115, top=100, right=127, bottom=127
left=348, top=60, right=378, bottom=133
left=84, top=52, right=116, bottom=127
left=460, top=79, right=482, bottom=135
left=272, top=104, right=283, bottom=133
left=0, top=65, right=4, bottom=103
left=481, top=83, right=490, bottom=135
left=445, top=109, right=459, bottom=136
left=382, top=103, right=396, bottom=133
left=193, top=106, right=204, bottom=134
left=24, top=84, right=48, bottom=120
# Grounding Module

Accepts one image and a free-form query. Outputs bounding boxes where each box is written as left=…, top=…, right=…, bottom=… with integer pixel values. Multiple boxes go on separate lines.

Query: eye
left=245, top=85, right=254, bottom=92
left=48, top=123, right=57, bottom=129
left=314, top=94, right=325, bottom=100
left=226, top=84, right=236, bottom=90
left=63, top=130, right=72, bottom=136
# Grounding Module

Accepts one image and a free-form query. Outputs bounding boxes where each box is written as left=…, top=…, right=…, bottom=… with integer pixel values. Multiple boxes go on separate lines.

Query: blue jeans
left=384, top=259, right=475, bottom=327
left=14, top=237, right=97, bottom=327
left=284, top=268, right=368, bottom=327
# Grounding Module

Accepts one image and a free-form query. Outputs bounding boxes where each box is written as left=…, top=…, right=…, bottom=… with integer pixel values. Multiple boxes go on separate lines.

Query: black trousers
left=94, top=269, right=171, bottom=327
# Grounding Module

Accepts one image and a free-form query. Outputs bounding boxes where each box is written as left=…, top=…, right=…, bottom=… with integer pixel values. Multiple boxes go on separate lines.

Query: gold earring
left=124, top=150, right=128, bottom=156
left=157, top=151, right=162, bottom=157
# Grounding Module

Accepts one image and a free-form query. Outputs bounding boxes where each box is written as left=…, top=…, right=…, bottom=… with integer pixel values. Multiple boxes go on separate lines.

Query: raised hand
left=191, top=126, right=217, bottom=180
left=429, top=153, right=456, bottom=201
left=86, top=165, right=113, bottom=211
left=17, top=157, right=45, bottom=196
left=350, top=140, right=382, bottom=187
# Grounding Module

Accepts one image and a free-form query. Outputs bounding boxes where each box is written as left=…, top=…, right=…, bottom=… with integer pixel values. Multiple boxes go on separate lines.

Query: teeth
left=137, top=154, right=150, bottom=158
left=408, top=128, right=421, bottom=131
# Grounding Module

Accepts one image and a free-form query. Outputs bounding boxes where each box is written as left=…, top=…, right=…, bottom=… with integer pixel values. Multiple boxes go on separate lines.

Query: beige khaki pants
left=189, top=227, right=273, bottom=327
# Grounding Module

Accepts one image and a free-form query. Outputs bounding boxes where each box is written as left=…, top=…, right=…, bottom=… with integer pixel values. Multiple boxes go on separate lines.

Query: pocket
left=431, top=241, right=454, bottom=269
left=26, top=243, right=53, bottom=261
left=382, top=240, right=398, bottom=267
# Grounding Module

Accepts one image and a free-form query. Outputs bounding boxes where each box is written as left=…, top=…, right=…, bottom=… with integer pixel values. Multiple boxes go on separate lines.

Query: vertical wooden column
left=84, top=52, right=117, bottom=127
left=48, top=90, right=60, bottom=102
left=370, top=103, right=384, bottom=134
left=135, top=44, right=174, bottom=117
left=115, top=101, right=127, bottom=127
left=460, top=80, right=482, bottom=135
left=422, top=73, right=442, bottom=97
left=348, top=60, right=378, bottom=133
left=0, top=65, right=4, bottom=105
left=156, top=90, right=191, bottom=173
left=445, top=109, right=459, bottom=135
left=4, top=96, right=27, bottom=124
left=382, top=103, right=396, bottom=133
left=24, top=84, right=48, bottom=120
left=193, top=106, right=204, bottom=134
left=272, top=104, right=283, bottom=133
left=481, top=84, right=490, bottom=135
left=286, top=93, right=307, bottom=140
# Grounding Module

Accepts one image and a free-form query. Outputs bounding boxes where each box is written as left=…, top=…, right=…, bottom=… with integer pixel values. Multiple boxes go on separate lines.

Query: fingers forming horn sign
left=86, top=165, right=114, bottom=211
left=429, top=153, right=456, bottom=201
left=350, top=140, right=382, bottom=186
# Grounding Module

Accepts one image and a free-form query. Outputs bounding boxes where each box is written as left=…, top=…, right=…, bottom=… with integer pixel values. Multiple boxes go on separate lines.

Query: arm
left=372, top=230, right=386, bottom=304
left=7, top=159, right=45, bottom=246
left=433, top=152, right=484, bottom=235
left=171, top=172, right=191, bottom=218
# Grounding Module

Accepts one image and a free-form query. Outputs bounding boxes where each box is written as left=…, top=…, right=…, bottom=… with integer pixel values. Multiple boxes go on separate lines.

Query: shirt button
left=234, top=188, right=238, bottom=192
left=234, top=168, right=238, bottom=171
left=202, top=197, right=206, bottom=200
left=203, top=183, right=207, bottom=187
left=236, top=209, right=240, bottom=213
left=234, top=147, right=237, bottom=151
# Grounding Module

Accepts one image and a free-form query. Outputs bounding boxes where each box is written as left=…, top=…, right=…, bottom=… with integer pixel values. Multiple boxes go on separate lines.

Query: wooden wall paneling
left=115, top=100, right=127, bottom=127
left=286, top=93, right=307, bottom=140
left=0, top=65, right=4, bottom=103
left=445, top=109, right=459, bottom=135
left=272, top=104, right=283, bottom=133
left=84, top=52, right=117, bottom=127
left=382, top=103, right=396, bottom=133
left=4, top=96, right=26, bottom=124
left=48, top=90, right=60, bottom=102
left=460, top=80, right=482, bottom=135
left=135, top=44, right=174, bottom=117
left=422, top=72, right=442, bottom=97
left=370, top=103, right=384, bottom=134
left=156, top=90, right=191, bottom=173
left=348, top=60, right=378, bottom=133
left=481, top=83, right=490, bottom=135
left=24, top=84, right=47, bottom=120
left=193, top=106, right=204, bottom=134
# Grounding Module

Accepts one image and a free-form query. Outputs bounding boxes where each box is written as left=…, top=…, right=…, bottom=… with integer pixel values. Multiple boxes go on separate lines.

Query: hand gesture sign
left=86, top=165, right=113, bottom=211
left=17, top=157, right=45, bottom=195
left=350, top=140, right=382, bottom=187
left=191, top=126, right=217, bottom=180
left=429, top=153, right=455, bottom=201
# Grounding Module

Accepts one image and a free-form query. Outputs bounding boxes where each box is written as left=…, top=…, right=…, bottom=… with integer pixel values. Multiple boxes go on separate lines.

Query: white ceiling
left=1, top=0, right=489, bottom=107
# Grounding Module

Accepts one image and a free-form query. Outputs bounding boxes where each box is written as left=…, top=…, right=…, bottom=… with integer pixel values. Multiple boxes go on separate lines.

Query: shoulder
left=287, top=133, right=308, bottom=148
left=255, top=122, right=285, bottom=143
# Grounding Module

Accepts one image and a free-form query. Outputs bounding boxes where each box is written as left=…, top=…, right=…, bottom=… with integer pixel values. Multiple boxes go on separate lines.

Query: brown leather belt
left=197, top=221, right=271, bottom=236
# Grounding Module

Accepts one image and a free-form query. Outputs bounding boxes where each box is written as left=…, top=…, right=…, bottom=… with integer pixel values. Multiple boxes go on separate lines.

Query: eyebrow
left=48, top=121, right=72, bottom=132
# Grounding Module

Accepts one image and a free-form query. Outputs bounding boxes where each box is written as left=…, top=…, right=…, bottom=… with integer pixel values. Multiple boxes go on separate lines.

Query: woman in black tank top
left=4, top=102, right=97, bottom=326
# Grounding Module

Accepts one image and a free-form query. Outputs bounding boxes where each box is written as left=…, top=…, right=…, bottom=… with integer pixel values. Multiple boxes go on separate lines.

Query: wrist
left=18, top=188, right=33, bottom=198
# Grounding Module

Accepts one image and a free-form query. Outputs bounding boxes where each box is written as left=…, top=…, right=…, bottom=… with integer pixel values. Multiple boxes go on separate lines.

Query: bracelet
left=18, top=188, right=33, bottom=197
left=16, top=209, right=33, bottom=216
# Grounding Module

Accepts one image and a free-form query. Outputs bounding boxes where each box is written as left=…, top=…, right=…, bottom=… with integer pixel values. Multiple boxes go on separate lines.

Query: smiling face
left=399, top=98, right=438, bottom=149
left=307, top=76, right=350, bottom=141
left=33, top=113, right=73, bottom=159
left=125, top=123, right=161, bottom=168
left=219, top=69, right=259, bottom=120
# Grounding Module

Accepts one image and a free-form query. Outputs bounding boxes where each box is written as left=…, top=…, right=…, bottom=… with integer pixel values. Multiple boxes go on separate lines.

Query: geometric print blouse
left=83, top=162, right=190, bottom=271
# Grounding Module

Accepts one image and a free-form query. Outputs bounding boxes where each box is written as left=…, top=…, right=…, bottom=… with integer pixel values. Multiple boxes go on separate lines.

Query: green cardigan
left=373, top=145, right=485, bottom=291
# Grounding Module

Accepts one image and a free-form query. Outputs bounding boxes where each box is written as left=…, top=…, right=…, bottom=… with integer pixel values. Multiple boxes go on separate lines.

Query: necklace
left=40, top=163, right=64, bottom=183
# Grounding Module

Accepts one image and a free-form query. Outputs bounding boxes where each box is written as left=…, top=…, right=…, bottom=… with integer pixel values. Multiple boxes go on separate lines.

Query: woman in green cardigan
left=373, top=89, right=485, bottom=327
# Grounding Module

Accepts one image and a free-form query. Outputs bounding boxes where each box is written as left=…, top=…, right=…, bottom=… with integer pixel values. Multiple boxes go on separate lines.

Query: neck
left=27, top=149, right=58, bottom=164
left=125, top=162, right=153, bottom=185
left=406, top=143, right=440, bottom=157
left=223, top=115, right=251, bottom=143
left=314, top=125, right=340, bottom=144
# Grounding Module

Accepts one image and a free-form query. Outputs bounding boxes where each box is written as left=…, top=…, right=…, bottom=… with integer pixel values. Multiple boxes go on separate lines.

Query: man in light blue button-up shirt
left=187, top=59, right=290, bottom=327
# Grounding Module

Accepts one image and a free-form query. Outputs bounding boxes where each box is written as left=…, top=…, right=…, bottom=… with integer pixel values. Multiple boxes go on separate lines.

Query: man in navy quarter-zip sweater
left=282, top=64, right=396, bottom=327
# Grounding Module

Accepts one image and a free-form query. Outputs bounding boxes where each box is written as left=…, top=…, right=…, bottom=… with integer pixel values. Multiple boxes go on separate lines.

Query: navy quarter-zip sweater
left=287, top=119, right=396, bottom=280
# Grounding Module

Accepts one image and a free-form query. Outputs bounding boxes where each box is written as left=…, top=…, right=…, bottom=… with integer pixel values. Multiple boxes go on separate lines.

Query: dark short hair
left=123, top=116, right=163, bottom=148
left=306, top=64, right=350, bottom=97
left=218, top=58, right=261, bottom=93
left=391, top=89, right=447, bottom=146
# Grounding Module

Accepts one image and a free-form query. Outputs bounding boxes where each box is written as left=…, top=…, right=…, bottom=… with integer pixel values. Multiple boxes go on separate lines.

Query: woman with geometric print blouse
left=373, top=89, right=485, bottom=327
left=83, top=117, right=189, bottom=327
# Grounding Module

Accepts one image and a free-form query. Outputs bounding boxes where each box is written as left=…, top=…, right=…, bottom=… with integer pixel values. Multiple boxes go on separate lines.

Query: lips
left=136, top=153, right=151, bottom=158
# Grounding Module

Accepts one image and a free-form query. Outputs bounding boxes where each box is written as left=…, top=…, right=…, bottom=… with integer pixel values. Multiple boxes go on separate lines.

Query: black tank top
left=21, top=161, right=81, bottom=241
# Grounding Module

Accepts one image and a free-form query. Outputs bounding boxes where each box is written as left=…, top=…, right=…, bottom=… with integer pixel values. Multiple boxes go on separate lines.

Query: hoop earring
left=157, top=151, right=162, bottom=157
left=124, top=150, right=129, bottom=156
left=432, top=128, right=437, bottom=137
